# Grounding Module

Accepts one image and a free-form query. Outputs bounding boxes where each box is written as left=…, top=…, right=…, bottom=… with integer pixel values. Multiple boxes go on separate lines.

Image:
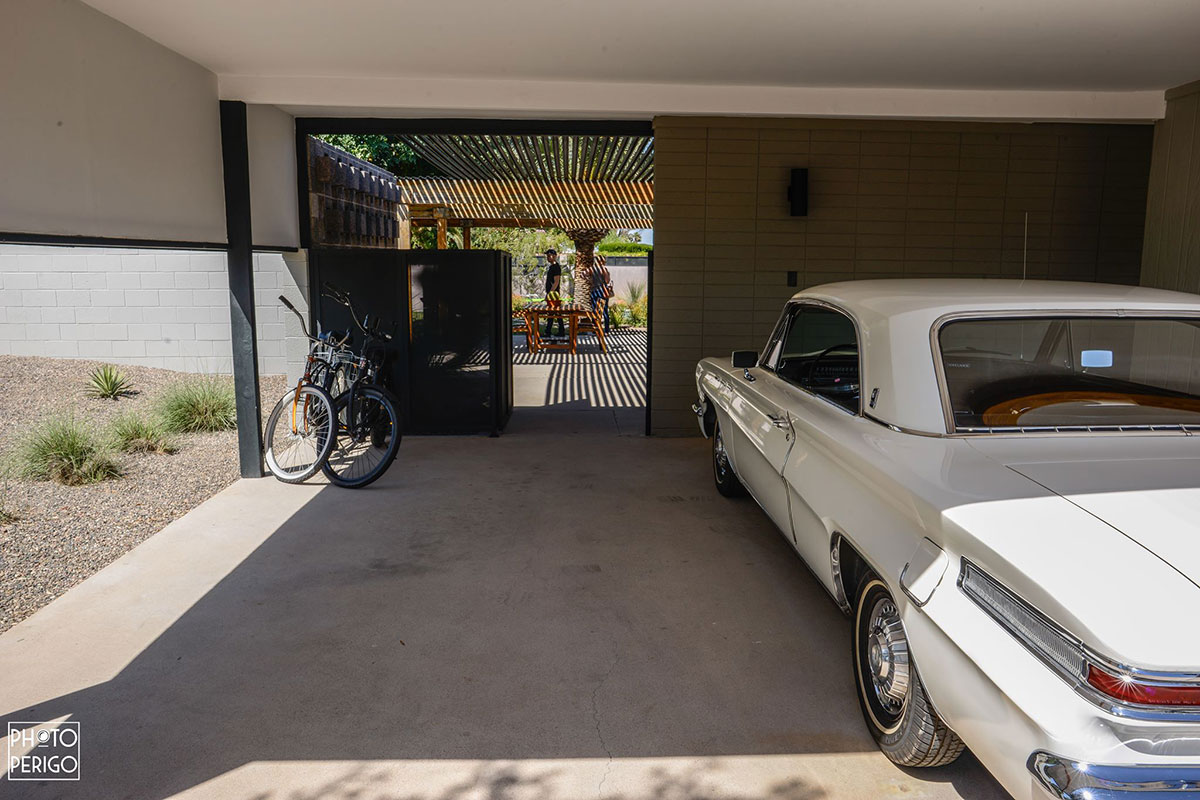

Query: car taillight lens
left=959, top=560, right=1086, bottom=680
left=960, top=559, right=1200, bottom=714
left=1086, top=664, right=1200, bottom=707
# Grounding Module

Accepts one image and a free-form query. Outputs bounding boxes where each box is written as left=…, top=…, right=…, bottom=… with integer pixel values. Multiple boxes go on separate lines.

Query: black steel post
left=220, top=100, right=264, bottom=478
left=645, top=248, right=653, bottom=436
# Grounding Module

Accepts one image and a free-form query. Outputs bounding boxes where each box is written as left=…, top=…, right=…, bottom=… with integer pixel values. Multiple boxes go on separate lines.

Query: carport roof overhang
left=83, top=0, right=1193, bottom=121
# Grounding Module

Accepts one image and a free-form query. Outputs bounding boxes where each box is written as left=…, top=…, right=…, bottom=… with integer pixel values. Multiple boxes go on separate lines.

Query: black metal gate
left=309, top=248, right=513, bottom=435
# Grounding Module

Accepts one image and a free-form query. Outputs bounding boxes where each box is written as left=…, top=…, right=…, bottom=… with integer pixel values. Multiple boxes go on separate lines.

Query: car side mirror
left=732, top=350, right=758, bottom=368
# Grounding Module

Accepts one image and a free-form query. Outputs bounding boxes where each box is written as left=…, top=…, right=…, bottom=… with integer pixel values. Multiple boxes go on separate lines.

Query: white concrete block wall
left=0, top=245, right=310, bottom=380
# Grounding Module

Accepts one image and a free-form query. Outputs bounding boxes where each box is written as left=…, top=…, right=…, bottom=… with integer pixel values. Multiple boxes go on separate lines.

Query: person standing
left=542, top=248, right=565, bottom=338
left=590, top=254, right=614, bottom=332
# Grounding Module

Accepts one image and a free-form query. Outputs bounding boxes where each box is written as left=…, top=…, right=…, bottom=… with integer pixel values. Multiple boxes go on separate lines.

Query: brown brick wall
left=650, top=116, right=1153, bottom=435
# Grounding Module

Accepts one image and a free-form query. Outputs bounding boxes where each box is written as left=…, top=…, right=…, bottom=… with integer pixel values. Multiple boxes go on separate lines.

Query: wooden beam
left=462, top=222, right=472, bottom=250
left=436, top=216, right=448, bottom=250
left=398, top=178, right=654, bottom=230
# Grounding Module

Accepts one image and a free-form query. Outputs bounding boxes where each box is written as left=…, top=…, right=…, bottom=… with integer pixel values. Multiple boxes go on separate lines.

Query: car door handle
left=768, top=414, right=790, bottom=429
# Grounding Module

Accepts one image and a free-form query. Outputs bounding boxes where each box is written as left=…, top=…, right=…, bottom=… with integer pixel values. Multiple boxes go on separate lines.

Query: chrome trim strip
left=829, top=534, right=852, bottom=614
left=958, top=559, right=1200, bottom=722
left=899, top=552, right=947, bottom=609
left=1029, top=751, right=1200, bottom=798
left=929, top=310, right=1200, bottom=436
left=861, top=411, right=1198, bottom=440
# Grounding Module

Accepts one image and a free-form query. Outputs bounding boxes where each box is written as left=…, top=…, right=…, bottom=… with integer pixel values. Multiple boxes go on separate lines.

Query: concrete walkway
left=0, top=412, right=1007, bottom=799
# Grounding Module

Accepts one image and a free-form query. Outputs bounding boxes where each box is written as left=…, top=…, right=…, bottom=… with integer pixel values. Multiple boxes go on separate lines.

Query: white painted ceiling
left=82, top=0, right=1200, bottom=92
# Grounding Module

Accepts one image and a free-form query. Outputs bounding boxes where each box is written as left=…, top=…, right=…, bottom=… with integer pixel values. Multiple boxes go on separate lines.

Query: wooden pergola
left=399, top=178, right=654, bottom=248
left=394, top=133, right=655, bottom=296
left=396, top=134, right=654, bottom=243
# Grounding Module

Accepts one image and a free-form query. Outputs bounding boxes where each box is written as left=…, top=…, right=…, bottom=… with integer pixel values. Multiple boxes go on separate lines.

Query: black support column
left=220, top=100, right=264, bottom=477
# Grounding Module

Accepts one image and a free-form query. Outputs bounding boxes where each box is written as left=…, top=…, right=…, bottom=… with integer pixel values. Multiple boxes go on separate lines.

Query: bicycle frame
left=278, top=294, right=350, bottom=436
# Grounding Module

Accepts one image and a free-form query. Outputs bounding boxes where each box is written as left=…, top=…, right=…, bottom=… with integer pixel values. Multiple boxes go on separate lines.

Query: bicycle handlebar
left=278, top=294, right=311, bottom=340
left=321, top=282, right=393, bottom=342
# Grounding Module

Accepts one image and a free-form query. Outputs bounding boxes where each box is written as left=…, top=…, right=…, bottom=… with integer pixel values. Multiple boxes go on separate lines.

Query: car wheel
left=852, top=574, right=964, bottom=768
left=712, top=421, right=745, bottom=497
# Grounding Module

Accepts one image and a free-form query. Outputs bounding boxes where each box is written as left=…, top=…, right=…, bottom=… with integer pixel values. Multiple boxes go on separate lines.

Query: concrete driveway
left=0, top=407, right=1007, bottom=799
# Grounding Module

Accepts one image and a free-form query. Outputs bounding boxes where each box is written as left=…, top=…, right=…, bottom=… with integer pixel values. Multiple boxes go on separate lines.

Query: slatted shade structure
left=399, top=178, right=654, bottom=229
left=399, top=134, right=654, bottom=182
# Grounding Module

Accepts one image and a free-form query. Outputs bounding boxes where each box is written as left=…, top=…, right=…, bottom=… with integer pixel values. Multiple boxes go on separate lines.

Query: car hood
left=1005, top=457, right=1200, bottom=592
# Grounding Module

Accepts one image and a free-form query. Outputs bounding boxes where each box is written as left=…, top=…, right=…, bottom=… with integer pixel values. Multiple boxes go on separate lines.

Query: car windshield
left=938, top=316, right=1200, bottom=431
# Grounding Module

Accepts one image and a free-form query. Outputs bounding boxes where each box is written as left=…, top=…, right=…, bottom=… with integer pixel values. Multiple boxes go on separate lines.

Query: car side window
left=775, top=305, right=861, bottom=413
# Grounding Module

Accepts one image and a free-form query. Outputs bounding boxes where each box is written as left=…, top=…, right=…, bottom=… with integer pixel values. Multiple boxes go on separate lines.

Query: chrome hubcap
left=714, top=430, right=729, bottom=478
left=867, top=597, right=910, bottom=713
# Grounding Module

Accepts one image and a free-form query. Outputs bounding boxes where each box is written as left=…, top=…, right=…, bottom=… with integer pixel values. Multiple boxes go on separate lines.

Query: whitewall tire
left=852, top=575, right=964, bottom=768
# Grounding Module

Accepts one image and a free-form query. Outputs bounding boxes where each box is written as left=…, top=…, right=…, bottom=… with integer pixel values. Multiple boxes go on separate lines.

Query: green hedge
left=597, top=242, right=653, bottom=257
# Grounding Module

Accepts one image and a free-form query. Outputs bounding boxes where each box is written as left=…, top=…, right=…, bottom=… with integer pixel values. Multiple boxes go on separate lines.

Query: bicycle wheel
left=322, top=385, right=401, bottom=489
left=264, top=385, right=336, bottom=483
left=310, top=358, right=350, bottom=399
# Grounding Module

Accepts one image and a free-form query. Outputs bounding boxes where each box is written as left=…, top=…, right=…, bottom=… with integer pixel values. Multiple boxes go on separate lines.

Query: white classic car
left=693, top=279, right=1200, bottom=800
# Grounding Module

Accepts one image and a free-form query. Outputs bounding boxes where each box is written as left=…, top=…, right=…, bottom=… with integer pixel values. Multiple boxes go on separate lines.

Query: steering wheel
left=805, top=343, right=859, bottom=391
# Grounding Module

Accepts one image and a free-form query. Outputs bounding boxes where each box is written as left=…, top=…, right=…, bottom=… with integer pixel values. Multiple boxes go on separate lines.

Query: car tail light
left=1086, top=664, right=1200, bottom=707
left=959, top=559, right=1200, bottom=717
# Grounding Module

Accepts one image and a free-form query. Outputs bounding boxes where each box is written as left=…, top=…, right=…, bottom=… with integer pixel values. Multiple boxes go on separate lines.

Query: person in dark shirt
left=543, top=249, right=565, bottom=338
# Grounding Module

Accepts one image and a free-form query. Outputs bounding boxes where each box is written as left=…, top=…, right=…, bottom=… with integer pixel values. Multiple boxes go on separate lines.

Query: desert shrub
left=607, top=301, right=632, bottom=328
left=19, top=416, right=121, bottom=485
left=615, top=282, right=648, bottom=327
left=623, top=282, right=646, bottom=305
left=85, top=364, right=134, bottom=400
left=0, top=470, right=17, bottom=524
left=110, top=413, right=177, bottom=454
left=628, top=297, right=648, bottom=326
left=159, top=377, right=237, bottom=433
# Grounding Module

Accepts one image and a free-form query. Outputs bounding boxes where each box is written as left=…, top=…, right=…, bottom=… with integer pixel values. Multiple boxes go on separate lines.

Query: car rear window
left=938, top=316, right=1200, bottom=431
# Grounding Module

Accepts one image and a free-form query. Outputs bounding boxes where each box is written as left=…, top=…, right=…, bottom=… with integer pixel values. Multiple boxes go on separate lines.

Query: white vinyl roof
left=796, top=279, right=1200, bottom=434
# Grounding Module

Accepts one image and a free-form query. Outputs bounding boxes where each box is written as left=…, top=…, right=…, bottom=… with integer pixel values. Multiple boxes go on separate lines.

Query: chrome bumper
left=1030, top=751, right=1200, bottom=798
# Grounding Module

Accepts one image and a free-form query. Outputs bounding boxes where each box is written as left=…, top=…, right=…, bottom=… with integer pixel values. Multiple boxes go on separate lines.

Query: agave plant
left=624, top=281, right=647, bottom=306
left=85, top=364, right=134, bottom=400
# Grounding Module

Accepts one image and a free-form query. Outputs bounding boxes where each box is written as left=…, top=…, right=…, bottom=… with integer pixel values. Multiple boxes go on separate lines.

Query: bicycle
left=263, top=296, right=339, bottom=483
left=316, top=283, right=403, bottom=489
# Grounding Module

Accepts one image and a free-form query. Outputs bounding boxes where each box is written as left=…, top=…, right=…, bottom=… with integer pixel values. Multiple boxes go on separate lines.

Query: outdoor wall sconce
left=788, top=168, right=809, bottom=217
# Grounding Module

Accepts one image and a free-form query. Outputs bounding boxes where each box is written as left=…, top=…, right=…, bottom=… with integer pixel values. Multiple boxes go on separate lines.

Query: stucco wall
left=247, top=104, right=300, bottom=250
left=1141, top=80, right=1200, bottom=293
left=650, top=116, right=1153, bottom=435
left=0, top=245, right=310, bottom=380
left=0, top=0, right=226, bottom=243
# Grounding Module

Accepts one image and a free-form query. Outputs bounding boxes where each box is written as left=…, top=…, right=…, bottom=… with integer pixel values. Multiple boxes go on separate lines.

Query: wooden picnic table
left=524, top=301, right=606, bottom=355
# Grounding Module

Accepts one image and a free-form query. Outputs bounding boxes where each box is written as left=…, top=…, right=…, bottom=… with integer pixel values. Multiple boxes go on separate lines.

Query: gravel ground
left=0, top=355, right=287, bottom=632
